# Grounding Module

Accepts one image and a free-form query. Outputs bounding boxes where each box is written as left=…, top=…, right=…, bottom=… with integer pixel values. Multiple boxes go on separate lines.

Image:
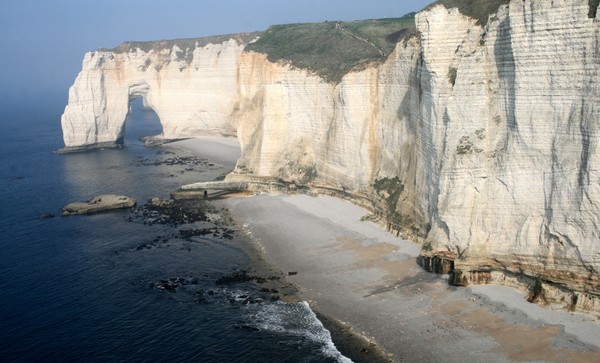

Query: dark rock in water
left=216, top=270, right=252, bottom=284
left=137, top=154, right=209, bottom=167
left=235, top=324, right=260, bottom=332
left=131, top=234, right=173, bottom=251
left=61, top=194, right=136, bottom=216
left=40, top=212, right=55, bottom=219
left=194, top=288, right=266, bottom=306
left=128, top=198, right=208, bottom=226
left=179, top=228, right=214, bottom=239
left=153, top=276, right=201, bottom=292
left=216, top=270, right=282, bottom=285
left=288, top=271, right=298, bottom=276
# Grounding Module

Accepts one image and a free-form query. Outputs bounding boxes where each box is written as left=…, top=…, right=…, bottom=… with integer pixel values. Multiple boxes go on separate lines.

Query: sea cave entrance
left=120, top=96, right=163, bottom=146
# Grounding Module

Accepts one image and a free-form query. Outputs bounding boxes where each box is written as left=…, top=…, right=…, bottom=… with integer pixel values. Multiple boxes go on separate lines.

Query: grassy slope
left=243, top=0, right=515, bottom=83
left=244, top=16, right=415, bottom=83
left=100, top=0, right=599, bottom=82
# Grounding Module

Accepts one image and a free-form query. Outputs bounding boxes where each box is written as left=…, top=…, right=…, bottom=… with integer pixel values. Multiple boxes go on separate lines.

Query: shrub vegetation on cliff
left=429, top=0, right=599, bottom=23
left=591, top=0, right=600, bottom=18
left=426, top=0, right=510, bottom=25
left=244, top=15, right=415, bottom=83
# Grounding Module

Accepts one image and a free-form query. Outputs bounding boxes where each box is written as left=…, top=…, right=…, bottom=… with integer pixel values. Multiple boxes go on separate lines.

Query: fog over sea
left=0, top=99, right=350, bottom=362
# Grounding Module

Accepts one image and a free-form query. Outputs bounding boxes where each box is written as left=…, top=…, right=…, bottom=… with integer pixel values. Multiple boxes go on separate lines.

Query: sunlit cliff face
left=61, top=0, right=600, bottom=313
left=61, top=39, right=246, bottom=149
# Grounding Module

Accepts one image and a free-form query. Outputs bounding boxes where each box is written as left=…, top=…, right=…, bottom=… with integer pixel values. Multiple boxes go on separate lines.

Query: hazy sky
left=0, top=0, right=434, bottom=107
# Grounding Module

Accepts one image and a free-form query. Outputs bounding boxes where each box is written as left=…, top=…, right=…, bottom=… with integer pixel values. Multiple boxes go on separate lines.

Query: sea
left=0, top=97, right=352, bottom=362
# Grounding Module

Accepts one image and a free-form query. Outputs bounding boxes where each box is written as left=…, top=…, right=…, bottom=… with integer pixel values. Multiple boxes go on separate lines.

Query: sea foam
left=250, top=301, right=353, bottom=363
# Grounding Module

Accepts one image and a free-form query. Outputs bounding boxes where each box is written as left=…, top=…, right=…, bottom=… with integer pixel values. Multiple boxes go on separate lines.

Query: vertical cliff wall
left=233, top=37, right=430, bottom=237
left=417, top=0, right=600, bottom=312
left=231, top=0, right=600, bottom=312
left=61, top=0, right=600, bottom=312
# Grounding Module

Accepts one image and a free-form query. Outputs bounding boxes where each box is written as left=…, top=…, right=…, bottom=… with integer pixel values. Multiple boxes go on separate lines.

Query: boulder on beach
left=61, top=194, right=136, bottom=216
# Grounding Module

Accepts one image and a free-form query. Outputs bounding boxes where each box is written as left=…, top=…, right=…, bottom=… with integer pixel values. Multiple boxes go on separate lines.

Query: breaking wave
left=249, top=301, right=352, bottom=363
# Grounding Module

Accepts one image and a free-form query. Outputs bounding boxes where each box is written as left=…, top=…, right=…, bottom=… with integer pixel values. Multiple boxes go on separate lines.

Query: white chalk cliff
left=61, top=34, right=259, bottom=149
left=61, top=0, right=600, bottom=313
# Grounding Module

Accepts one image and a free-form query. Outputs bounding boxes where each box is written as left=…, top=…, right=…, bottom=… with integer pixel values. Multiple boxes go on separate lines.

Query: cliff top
left=101, top=32, right=263, bottom=54
left=97, top=0, right=600, bottom=83
left=244, top=15, right=416, bottom=83
left=428, top=0, right=599, bottom=24
left=426, top=0, right=511, bottom=25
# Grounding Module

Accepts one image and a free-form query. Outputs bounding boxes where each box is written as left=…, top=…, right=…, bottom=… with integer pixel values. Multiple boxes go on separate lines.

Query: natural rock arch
left=60, top=38, right=247, bottom=151
left=115, top=83, right=164, bottom=145
left=120, top=100, right=164, bottom=146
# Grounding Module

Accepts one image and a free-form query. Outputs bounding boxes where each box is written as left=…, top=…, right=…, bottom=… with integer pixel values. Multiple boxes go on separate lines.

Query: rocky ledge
left=61, top=194, right=137, bottom=216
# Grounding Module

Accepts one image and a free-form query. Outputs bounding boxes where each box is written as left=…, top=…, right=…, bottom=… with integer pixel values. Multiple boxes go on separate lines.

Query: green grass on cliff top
left=102, top=0, right=600, bottom=84
left=246, top=0, right=600, bottom=83
left=429, top=0, right=599, bottom=24
left=425, top=0, right=511, bottom=25
left=243, top=0, right=517, bottom=83
left=244, top=16, right=416, bottom=83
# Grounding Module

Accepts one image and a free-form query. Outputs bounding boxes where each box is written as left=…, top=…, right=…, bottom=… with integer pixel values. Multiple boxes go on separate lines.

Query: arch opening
left=117, top=82, right=163, bottom=146
left=117, top=96, right=163, bottom=146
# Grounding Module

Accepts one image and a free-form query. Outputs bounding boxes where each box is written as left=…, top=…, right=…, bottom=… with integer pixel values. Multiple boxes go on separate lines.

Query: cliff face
left=416, top=1, right=600, bottom=312
left=61, top=0, right=600, bottom=312
left=60, top=36, right=257, bottom=149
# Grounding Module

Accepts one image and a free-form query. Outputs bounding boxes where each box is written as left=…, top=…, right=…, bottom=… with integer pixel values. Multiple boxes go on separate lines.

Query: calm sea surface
left=0, top=99, right=349, bottom=362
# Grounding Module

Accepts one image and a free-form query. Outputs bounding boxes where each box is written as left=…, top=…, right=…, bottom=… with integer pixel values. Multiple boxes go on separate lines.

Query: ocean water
left=0, top=99, right=349, bottom=362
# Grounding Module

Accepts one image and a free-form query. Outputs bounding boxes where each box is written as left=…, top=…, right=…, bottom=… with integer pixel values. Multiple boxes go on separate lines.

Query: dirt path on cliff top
left=222, top=193, right=600, bottom=363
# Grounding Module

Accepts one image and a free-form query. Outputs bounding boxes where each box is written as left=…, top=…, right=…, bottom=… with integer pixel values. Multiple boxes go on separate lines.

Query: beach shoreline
left=223, top=193, right=600, bottom=362
left=216, top=206, right=393, bottom=363
left=173, top=137, right=600, bottom=362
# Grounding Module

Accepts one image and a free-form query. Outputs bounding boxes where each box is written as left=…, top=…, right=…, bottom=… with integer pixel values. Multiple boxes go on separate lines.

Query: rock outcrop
left=61, top=195, right=136, bottom=216
left=60, top=33, right=259, bottom=151
left=61, top=0, right=600, bottom=313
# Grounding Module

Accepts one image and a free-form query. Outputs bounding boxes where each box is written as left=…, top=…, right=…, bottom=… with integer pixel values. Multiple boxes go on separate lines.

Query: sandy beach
left=175, top=137, right=600, bottom=362
left=167, top=137, right=241, bottom=168
left=223, top=194, right=600, bottom=362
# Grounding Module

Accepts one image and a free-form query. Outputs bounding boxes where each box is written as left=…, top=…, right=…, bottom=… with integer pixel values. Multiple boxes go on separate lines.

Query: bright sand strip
left=174, top=137, right=600, bottom=362
left=162, top=137, right=241, bottom=183
left=167, top=137, right=241, bottom=169
left=223, top=193, right=600, bottom=363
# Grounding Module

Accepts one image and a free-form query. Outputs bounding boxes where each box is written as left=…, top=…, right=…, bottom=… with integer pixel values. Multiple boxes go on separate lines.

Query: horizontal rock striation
left=61, top=0, right=600, bottom=313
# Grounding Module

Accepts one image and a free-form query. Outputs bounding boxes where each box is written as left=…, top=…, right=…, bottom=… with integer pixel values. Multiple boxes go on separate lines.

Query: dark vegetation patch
left=448, top=67, right=458, bottom=87
left=102, top=32, right=262, bottom=54
left=373, top=177, right=404, bottom=225
left=591, top=0, right=600, bottom=18
left=426, top=0, right=511, bottom=25
left=244, top=15, right=415, bottom=83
